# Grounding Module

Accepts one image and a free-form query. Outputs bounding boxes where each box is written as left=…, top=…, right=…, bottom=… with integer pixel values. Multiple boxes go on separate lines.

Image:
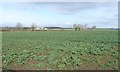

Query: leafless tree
left=31, top=23, right=37, bottom=31
left=92, top=25, right=96, bottom=29
left=77, top=24, right=81, bottom=31
left=84, top=24, right=87, bottom=28
left=73, top=24, right=77, bottom=31
left=84, top=24, right=88, bottom=30
left=16, top=22, right=22, bottom=31
left=73, top=24, right=83, bottom=31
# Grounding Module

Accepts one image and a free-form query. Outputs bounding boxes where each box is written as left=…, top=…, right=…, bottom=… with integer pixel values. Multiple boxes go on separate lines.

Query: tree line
left=16, top=22, right=37, bottom=31
left=1, top=22, right=96, bottom=31
left=73, top=24, right=96, bottom=31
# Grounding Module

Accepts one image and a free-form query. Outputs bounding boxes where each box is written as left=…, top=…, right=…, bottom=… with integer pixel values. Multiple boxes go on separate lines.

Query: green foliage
left=2, top=30, right=119, bottom=69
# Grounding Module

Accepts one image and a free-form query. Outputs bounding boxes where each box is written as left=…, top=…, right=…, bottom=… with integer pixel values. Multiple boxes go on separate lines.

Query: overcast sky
left=0, top=2, right=118, bottom=28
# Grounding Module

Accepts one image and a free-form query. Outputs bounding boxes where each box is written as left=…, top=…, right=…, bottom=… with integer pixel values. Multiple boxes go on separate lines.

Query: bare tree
left=84, top=24, right=88, bottom=30
left=80, top=24, right=84, bottom=29
left=77, top=24, right=81, bottom=31
left=73, top=24, right=77, bottom=31
left=31, top=23, right=37, bottom=31
left=73, top=24, right=83, bottom=31
left=92, top=25, right=96, bottom=29
left=84, top=24, right=87, bottom=28
left=16, top=22, right=22, bottom=31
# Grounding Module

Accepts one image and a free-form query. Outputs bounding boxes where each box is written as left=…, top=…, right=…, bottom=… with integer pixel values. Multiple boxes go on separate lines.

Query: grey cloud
left=32, top=2, right=117, bottom=15
left=89, top=16, right=118, bottom=28
left=6, top=2, right=117, bottom=15
left=26, top=2, right=118, bottom=26
left=2, top=2, right=117, bottom=15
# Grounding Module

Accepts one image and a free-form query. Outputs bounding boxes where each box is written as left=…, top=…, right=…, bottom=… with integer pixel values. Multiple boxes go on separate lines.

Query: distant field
left=2, top=30, right=119, bottom=70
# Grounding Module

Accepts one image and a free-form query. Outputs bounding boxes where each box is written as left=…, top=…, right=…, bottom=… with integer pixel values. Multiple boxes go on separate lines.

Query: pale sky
left=0, top=2, right=118, bottom=28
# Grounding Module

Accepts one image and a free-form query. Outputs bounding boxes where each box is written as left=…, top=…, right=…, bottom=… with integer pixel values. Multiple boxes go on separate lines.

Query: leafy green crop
left=2, top=30, right=119, bottom=70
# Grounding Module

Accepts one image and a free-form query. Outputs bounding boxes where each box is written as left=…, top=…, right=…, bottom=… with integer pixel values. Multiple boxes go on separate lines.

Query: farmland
left=2, top=30, right=119, bottom=70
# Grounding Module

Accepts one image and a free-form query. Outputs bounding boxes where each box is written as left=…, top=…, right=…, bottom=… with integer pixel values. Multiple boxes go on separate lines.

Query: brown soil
left=8, top=63, right=29, bottom=70
left=4, top=50, right=117, bottom=70
left=79, top=61, right=101, bottom=70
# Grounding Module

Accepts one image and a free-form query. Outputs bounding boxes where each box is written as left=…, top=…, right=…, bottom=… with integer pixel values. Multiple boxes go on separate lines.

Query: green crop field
left=2, top=30, right=119, bottom=70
